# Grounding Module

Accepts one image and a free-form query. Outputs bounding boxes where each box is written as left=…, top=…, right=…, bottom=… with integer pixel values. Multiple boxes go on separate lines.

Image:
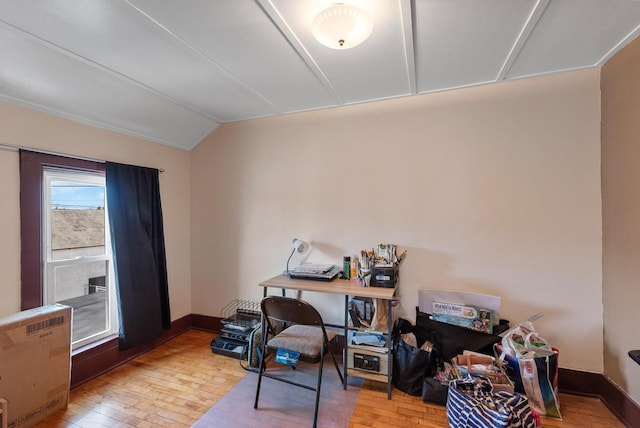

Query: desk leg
left=344, top=294, right=349, bottom=390
left=387, top=298, right=392, bottom=399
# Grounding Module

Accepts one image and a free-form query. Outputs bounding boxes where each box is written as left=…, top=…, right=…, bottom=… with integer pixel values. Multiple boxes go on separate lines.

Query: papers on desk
left=349, top=330, right=388, bottom=353
left=290, top=263, right=342, bottom=281
left=292, top=263, right=335, bottom=274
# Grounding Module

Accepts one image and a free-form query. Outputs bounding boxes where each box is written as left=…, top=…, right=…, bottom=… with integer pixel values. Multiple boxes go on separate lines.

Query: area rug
left=192, top=361, right=363, bottom=427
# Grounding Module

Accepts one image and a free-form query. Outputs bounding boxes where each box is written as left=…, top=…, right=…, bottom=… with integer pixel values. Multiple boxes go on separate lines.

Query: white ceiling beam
left=597, top=21, right=640, bottom=65
left=123, top=0, right=282, bottom=117
left=255, top=0, right=344, bottom=105
left=0, top=17, right=223, bottom=124
left=400, top=0, right=417, bottom=94
left=495, top=0, right=551, bottom=82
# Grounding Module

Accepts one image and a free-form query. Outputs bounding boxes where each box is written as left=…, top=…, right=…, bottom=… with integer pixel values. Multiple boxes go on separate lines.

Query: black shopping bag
left=392, top=318, right=440, bottom=396
left=422, top=377, right=449, bottom=405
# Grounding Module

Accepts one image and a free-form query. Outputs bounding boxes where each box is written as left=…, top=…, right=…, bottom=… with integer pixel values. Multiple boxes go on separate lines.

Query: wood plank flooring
left=35, top=329, right=624, bottom=427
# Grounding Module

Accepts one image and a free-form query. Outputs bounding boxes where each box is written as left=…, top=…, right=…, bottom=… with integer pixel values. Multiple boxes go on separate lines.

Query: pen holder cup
left=359, top=269, right=371, bottom=287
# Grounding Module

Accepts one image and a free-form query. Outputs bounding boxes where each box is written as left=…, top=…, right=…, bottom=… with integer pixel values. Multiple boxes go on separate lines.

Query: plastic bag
left=500, top=322, right=554, bottom=359
left=496, top=324, right=561, bottom=419
left=246, top=324, right=262, bottom=368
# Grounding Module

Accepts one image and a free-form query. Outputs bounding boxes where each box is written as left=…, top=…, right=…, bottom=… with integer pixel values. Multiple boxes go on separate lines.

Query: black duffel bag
left=392, top=318, right=441, bottom=396
left=415, top=308, right=509, bottom=362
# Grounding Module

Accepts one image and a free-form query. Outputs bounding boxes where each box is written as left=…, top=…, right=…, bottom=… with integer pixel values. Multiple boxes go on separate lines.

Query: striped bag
left=446, top=378, right=536, bottom=428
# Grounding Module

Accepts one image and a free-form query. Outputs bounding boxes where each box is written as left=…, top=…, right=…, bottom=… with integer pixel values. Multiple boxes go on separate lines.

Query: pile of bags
left=392, top=309, right=561, bottom=427
left=496, top=322, right=561, bottom=419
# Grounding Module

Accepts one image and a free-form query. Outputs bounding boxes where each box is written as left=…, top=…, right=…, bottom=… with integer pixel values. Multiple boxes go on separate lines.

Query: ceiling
left=1, top=0, right=640, bottom=151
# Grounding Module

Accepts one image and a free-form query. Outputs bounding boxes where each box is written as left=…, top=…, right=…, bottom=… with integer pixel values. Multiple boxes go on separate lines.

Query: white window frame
left=42, top=169, right=118, bottom=349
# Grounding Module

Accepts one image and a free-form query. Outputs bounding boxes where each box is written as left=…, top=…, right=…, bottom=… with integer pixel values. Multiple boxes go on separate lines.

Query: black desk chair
left=254, top=296, right=344, bottom=428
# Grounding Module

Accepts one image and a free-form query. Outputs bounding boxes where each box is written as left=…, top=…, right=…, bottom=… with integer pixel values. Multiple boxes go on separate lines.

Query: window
left=42, top=170, right=118, bottom=348
left=19, top=150, right=117, bottom=350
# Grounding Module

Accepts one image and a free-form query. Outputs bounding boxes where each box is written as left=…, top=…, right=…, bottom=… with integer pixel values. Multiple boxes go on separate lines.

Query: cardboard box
left=0, top=304, right=72, bottom=428
left=1, top=398, right=8, bottom=428
left=452, top=353, right=514, bottom=393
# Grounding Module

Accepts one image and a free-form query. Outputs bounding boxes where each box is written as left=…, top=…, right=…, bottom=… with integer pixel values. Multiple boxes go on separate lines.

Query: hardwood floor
left=36, top=330, right=624, bottom=427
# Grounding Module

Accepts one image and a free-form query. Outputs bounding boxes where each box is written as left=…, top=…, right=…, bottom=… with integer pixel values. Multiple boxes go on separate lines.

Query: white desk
left=259, top=274, right=396, bottom=398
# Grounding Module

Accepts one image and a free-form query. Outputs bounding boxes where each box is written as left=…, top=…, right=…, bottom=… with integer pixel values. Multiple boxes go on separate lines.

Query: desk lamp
left=284, top=238, right=309, bottom=276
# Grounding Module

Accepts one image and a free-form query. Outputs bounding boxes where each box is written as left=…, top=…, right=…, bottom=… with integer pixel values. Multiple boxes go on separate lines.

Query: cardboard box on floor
left=0, top=304, right=72, bottom=428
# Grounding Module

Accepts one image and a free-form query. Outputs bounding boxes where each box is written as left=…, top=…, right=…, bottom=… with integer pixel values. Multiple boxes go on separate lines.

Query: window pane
left=43, top=170, right=116, bottom=349
left=54, top=261, right=109, bottom=343
left=50, top=180, right=106, bottom=261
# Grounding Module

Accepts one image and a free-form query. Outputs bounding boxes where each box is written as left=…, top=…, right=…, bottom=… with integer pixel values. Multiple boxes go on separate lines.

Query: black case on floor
left=415, top=307, right=509, bottom=361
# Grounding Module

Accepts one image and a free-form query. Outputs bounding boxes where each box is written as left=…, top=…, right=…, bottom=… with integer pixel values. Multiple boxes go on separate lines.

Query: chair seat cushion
left=267, top=325, right=335, bottom=357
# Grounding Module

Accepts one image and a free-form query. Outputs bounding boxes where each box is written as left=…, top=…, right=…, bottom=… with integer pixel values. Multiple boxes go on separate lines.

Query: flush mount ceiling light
left=312, top=4, right=373, bottom=50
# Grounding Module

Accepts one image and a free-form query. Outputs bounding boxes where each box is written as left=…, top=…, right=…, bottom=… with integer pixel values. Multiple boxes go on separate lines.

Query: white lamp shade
left=292, top=238, right=309, bottom=254
left=312, top=5, right=373, bottom=50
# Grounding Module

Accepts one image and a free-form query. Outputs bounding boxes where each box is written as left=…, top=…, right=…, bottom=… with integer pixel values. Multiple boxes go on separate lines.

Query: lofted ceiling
left=1, top=0, right=640, bottom=151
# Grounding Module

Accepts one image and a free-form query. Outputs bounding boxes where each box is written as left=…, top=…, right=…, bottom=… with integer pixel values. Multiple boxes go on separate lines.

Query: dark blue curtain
left=106, top=162, right=170, bottom=350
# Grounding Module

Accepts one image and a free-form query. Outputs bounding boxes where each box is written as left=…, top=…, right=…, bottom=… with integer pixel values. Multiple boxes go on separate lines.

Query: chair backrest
left=261, top=296, right=325, bottom=328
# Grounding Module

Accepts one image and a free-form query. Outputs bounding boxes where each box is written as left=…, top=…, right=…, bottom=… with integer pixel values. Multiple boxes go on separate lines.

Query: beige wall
left=602, top=36, right=640, bottom=405
left=0, top=65, right=606, bottom=375
left=191, top=69, right=603, bottom=372
left=0, top=102, right=192, bottom=320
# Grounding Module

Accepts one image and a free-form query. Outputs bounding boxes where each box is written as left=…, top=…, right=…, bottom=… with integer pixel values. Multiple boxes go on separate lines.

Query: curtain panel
left=105, top=162, right=170, bottom=350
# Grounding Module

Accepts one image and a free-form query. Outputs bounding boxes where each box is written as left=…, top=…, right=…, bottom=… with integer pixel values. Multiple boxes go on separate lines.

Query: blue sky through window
left=51, top=181, right=105, bottom=209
